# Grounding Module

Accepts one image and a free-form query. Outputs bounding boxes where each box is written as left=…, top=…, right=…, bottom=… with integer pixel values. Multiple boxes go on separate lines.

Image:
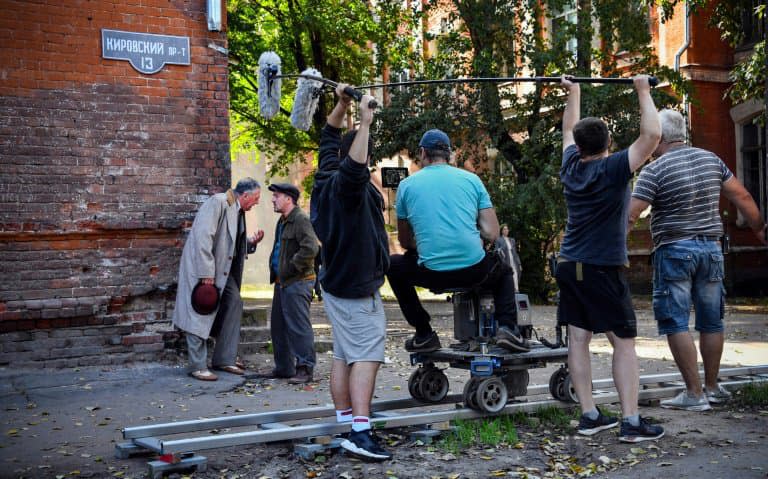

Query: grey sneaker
left=704, top=385, right=732, bottom=404
left=660, top=391, right=711, bottom=411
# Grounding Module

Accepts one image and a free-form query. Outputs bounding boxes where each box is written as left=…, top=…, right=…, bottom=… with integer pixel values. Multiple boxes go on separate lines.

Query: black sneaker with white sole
left=340, top=429, right=392, bottom=462
left=577, top=409, right=619, bottom=436
left=619, top=417, right=665, bottom=443
left=496, top=326, right=530, bottom=352
left=404, top=331, right=441, bottom=352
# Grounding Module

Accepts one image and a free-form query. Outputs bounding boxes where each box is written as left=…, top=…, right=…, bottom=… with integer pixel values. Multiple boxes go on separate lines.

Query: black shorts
left=555, top=261, right=637, bottom=338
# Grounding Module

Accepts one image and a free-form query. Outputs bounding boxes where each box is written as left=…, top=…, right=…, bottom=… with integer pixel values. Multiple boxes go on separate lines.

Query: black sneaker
left=496, top=326, right=530, bottom=352
left=577, top=409, right=619, bottom=436
left=619, top=417, right=665, bottom=443
left=340, top=429, right=392, bottom=462
left=405, top=331, right=441, bottom=352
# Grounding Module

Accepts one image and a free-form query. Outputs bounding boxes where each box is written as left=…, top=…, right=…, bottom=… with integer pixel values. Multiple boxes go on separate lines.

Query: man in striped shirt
left=629, top=109, right=768, bottom=412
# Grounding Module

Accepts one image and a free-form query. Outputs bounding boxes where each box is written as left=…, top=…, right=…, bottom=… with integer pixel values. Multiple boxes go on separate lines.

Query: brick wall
left=0, top=0, right=230, bottom=367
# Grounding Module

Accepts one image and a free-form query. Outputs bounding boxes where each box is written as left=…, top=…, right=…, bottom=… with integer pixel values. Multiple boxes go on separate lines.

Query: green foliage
left=374, top=0, right=686, bottom=300
left=734, top=382, right=768, bottom=407
left=227, top=0, right=417, bottom=175
left=535, top=405, right=579, bottom=427
left=438, top=416, right=519, bottom=454
left=230, top=1, right=695, bottom=300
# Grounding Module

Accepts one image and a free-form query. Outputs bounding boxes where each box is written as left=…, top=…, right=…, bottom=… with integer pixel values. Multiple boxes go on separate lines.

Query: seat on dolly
left=407, top=286, right=573, bottom=413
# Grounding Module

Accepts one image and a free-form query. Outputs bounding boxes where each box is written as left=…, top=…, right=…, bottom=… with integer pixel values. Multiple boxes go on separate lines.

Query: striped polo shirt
left=632, top=145, right=733, bottom=248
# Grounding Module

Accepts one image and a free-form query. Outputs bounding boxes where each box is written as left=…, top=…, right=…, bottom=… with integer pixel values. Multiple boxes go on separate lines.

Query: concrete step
left=242, top=306, right=268, bottom=327
left=240, top=326, right=270, bottom=343
left=239, top=324, right=333, bottom=355
left=239, top=337, right=334, bottom=355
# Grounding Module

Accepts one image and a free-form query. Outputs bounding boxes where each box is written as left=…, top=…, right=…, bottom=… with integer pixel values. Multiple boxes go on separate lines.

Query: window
left=551, top=1, right=577, bottom=56
left=740, top=122, right=767, bottom=215
left=738, top=0, right=765, bottom=48
left=393, top=69, right=410, bottom=93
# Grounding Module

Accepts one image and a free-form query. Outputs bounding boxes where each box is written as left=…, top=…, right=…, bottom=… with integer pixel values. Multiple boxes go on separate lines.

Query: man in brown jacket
left=263, top=183, right=320, bottom=384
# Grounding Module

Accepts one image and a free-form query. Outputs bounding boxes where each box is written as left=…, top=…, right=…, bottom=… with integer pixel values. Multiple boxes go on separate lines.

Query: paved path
left=0, top=300, right=765, bottom=478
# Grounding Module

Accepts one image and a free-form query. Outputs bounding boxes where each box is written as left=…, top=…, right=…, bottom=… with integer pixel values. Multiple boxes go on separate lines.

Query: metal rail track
left=119, top=365, right=768, bottom=458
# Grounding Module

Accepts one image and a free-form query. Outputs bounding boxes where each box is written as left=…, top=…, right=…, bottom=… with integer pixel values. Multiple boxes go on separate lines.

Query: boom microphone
left=290, top=68, right=324, bottom=131
left=257, top=51, right=282, bottom=120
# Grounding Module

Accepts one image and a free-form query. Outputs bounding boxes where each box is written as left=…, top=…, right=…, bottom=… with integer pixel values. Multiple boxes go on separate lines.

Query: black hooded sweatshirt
left=310, top=124, right=390, bottom=298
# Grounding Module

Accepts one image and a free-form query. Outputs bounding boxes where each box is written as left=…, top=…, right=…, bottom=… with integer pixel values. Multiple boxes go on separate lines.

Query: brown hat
left=191, top=282, right=219, bottom=315
left=268, top=183, right=300, bottom=203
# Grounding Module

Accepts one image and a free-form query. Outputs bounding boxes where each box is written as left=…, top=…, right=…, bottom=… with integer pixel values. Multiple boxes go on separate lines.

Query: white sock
left=336, top=408, right=353, bottom=423
left=351, top=416, right=371, bottom=432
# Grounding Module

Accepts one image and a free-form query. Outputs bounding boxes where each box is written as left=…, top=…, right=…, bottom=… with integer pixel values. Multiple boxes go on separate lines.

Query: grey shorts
left=322, top=289, right=386, bottom=364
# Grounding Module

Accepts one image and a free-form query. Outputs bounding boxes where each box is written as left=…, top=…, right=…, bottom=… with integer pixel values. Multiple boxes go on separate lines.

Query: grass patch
left=436, top=407, right=582, bottom=454
left=534, top=405, right=579, bottom=428
left=437, top=416, right=519, bottom=454
left=734, top=382, right=768, bottom=407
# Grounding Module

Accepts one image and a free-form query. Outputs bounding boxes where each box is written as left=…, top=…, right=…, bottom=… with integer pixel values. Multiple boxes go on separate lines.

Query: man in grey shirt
left=629, top=109, right=767, bottom=411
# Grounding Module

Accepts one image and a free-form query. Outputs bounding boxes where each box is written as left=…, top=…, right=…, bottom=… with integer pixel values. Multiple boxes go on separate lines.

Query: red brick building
left=628, top=1, right=767, bottom=295
left=0, top=0, right=231, bottom=367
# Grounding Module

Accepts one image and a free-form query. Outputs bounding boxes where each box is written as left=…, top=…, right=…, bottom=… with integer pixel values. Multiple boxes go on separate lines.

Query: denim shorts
left=652, top=238, right=725, bottom=335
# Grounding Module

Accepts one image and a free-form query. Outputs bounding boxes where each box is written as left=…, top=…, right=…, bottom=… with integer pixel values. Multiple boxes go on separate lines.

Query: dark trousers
left=270, top=279, right=316, bottom=375
left=387, top=250, right=517, bottom=336
left=188, top=274, right=242, bottom=371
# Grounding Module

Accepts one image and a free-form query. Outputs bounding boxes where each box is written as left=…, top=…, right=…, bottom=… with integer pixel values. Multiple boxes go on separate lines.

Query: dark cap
left=268, top=183, right=300, bottom=202
left=419, top=129, right=451, bottom=151
left=191, top=282, right=220, bottom=315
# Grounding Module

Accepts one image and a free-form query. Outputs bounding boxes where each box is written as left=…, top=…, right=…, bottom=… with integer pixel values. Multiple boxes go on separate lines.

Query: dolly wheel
left=548, top=366, right=569, bottom=401
left=562, top=375, right=579, bottom=403
left=474, top=377, right=508, bottom=413
left=418, top=368, right=449, bottom=402
left=408, top=367, right=425, bottom=400
left=463, top=376, right=481, bottom=410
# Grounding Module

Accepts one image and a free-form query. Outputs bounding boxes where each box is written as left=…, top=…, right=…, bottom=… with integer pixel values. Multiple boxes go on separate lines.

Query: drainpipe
left=673, top=1, right=691, bottom=140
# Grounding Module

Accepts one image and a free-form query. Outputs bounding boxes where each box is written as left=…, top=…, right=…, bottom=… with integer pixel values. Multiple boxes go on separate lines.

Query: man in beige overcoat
left=172, top=178, right=264, bottom=381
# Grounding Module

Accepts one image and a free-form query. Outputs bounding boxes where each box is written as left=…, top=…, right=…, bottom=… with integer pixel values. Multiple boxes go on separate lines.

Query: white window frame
left=551, top=1, right=578, bottom=57
left=730, top=99, right=767, bottom=227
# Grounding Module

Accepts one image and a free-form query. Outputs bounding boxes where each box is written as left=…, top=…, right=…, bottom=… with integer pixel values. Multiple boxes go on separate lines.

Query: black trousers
left=387, top=250, right=517, bottom=336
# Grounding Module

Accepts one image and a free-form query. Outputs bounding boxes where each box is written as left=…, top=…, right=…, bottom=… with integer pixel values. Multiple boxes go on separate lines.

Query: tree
left=373, top=0, right=684, bottom=301
left=227, top=0, right=416, bottom=175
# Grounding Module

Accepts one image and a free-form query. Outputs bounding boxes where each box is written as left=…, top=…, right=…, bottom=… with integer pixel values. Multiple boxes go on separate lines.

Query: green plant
left=535, top=405, right=578, bottom=428
left=734, top=382, right=768, bottom=407
left=437, top=416, right=519, bottom=454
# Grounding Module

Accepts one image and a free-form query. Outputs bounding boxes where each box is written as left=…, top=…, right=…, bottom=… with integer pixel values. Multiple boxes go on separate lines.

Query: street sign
left=101, top=29, right=190, bottom=75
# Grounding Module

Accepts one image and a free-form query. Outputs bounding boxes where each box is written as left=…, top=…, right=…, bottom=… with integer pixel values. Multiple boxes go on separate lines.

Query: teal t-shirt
left=395, top=164, right=492, bottom=271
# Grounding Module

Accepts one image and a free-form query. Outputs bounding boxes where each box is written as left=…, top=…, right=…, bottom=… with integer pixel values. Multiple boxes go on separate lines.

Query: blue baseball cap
left=419, top=129, right=451, bottom=151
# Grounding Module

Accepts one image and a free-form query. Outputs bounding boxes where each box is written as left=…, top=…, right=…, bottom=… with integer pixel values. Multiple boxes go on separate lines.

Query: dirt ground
left=1, top=300, right=766, bottom=479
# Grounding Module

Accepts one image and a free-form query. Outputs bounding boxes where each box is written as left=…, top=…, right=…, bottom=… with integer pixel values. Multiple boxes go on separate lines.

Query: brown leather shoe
left=246, top=368, right=292, bottom=380
left=287, top=366, right=313, bottom=384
